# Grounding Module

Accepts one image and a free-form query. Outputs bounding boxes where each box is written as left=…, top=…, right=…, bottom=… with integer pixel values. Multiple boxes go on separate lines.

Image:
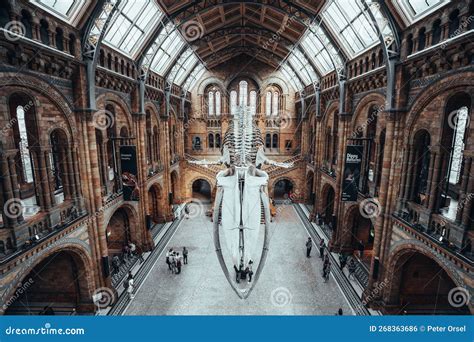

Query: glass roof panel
left=183, top=63, right=206, bottom=91
left=32, top=0, right=86, bottom=23
left=394, top=0, right=450, bottom=24
left=150, top=29, right=186, bottom=75
left=104, top=0, right=162, bottom=57
left=322, top=0, right=379, bottom=57
left=287, top=48, right=318, bottom=85
left=302, top=24, right=344, bottom=75
left=281, top=63, right=303, bottom=91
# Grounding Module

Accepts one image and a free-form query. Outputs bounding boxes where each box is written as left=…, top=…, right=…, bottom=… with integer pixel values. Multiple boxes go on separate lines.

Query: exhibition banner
left=342, top=145, right=363, bottom=201
left=120, top=145, right=139, bottom=201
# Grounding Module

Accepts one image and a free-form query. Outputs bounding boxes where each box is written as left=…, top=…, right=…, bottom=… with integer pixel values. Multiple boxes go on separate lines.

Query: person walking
left=339, top=253, right=347, bottom=271
left=127, top=277, right=134, bottom=299
left=306, top=237, right=312, bottom=258
left=348, top=259, right=356, bottom=280
left=183, top=247, right=188, bottom=264
left=319, top=239, right=325, bottom=258
left=112, top=255, right=120, bottom=274
left=247, top=260, right=254, bottom=283
left=176, top=252, right=182, bottom=274
left=166, top=249, right=173, bottom=271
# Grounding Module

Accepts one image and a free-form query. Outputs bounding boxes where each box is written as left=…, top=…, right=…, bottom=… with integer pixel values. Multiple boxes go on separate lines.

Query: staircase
left=185, top=154, right=223, bottom=178
left=263, top=155, right=301, bottom=178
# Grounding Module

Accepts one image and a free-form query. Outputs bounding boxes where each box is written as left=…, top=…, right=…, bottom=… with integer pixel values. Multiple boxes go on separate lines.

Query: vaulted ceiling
left=158, top=1, right=325, bottom=68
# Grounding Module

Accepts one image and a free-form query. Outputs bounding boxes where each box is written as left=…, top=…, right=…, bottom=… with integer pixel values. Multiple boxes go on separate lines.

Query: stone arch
left=305, top=170, right=315, bottom=204
left=261, top=76, right=290, bottom=95
left=197, top=76, right=226, bottom=96
left=384, top=240, right=472, bottom=314
left=350, top=92, right=386, bottom=132
left=147, top=182, right=164, bottom=223
left=96, top=92, right=134, bottom=130
left=1, top=241, right=95, bottom=315
left=271, top=177, right=296, bottom=200
left=104, top=204, right=139, bottom=257
left=225, top=72, right=263, bottom=90
left=404, top=72, right=474, bottom=144
left=190, top=177, right=213, bottom=202
left=342, top=203, right=375, bottom=253
left=319, top=182, right=336, bottom=224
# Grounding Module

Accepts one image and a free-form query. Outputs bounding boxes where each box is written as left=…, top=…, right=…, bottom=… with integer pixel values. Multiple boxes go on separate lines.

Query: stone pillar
left=428, top=151, right=442, bottom=211
left=369, top=110, right=396, bottom=287
left=456, top=157, right=472, bottom=223
left=0, top=154, right=18, bottom=227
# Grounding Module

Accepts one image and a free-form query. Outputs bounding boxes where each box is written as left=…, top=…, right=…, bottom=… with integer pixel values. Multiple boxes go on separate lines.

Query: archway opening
left=192, top=179, right=212, bottom=203
left=147, top=184, right=162, bottom=224
left=170, top=171, right=179, bottom=205
left=347, top=208, right=374, bottom=264
left=273, top=179, right=294, bottom=201
left=4, top=251, right=93, bottom=315
left=388, top=252, right=470, bottom=315
left=106, top=207, right=131, bottom=259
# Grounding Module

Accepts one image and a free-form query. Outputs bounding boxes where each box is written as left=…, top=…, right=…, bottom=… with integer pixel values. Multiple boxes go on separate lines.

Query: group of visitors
left=233, top=258, right=254, bottom=283
left=165, top=247, right=188, bottom=274
left=111, top=241, right=144, bottom=275
left=305, top=237, right=331, bottom=282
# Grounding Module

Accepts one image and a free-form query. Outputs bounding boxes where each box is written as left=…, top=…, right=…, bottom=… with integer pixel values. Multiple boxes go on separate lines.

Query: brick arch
left=189, top=176, right=215, bottom=194
left=197, top=76, right=225, bottom=96
left=270, top=176, right=296, bottom=197
left=96, top=92, right=134, bottom=130
left=0, top=241, right=95, bottom=315
left=145, top=102, right=161, bottom=124
left=405, top=72, right=474, bottom=144
left=383, top=240, right=470, bottom=310
left=0, top=79, right=76, bottom=142
left=350, top=92, right=386, bottom=132
left=322, top=100, right=339, bottom=123
left=226, top=72, right=262, bottom=90
left=261, top=76, right=290, bottom=95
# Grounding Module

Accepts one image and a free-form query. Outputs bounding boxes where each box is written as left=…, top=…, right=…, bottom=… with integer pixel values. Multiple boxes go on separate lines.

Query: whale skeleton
left=188, top=106, right=293, bottom=298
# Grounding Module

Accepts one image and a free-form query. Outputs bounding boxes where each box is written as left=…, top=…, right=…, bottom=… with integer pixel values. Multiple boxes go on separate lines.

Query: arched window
left=208, top=133, right=214, bottom=149
left=418, top=27, right=426, bottom=51
left=208, top=91, right=215, bottom=116
left=145, top=110, right=152, bottom=164
left=239, top=81, right=248, bottom=106
left=69, top=34, right=76, bottom=55
left=265, top=86, right=280, bottom=116
left=215, top=91, right=221, bottom=116
left=215, top=134, right=221, bottom=148
left=55, top=28, right=64, bottom=51
left=20, top=10, right=33, bottom=39
left=192, top=136, right=201, bottom=150
left=272, top=92, right=279, bottom=115
left=431, top=19, right=441, bottom=45
left=406, top=33, right=413, bottom=55
left=230, top=90, right=237, bottom=115
left=40, top=20, right=50, bottom=45
left=272, top=134, right=278, bottom=149
left=15, top=105, right=34, bottom=183
left=448, top=10, right=460, bottom=37
left=249, top=91, right=257, bottom=116
left=265, top=134, right=271, bottom=148
left=448, top=106, right=469, bottom=185
left=265, top=92, right=272, bottom=116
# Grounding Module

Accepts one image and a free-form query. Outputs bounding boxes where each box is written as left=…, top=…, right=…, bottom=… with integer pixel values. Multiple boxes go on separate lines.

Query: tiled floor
left=124, top=205, right=352, bottom=315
